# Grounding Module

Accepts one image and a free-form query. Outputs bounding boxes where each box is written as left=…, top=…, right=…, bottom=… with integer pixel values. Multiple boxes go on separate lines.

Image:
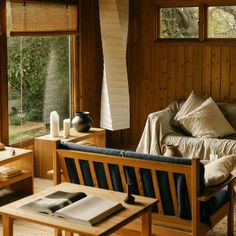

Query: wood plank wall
left=73, top=0, right=236, bottom=149
left=78, top=0, right=103, bottom=128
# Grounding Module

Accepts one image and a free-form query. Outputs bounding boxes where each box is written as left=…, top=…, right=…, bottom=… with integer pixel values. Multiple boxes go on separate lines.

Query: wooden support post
left=2, top=215, right=13, bottom=236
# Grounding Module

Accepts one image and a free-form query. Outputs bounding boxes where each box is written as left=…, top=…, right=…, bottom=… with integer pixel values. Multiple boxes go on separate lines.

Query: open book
left=20, top=191, right=123, bottom=225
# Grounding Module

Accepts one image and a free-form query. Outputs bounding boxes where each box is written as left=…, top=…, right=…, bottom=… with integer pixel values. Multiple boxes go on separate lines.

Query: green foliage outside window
left=160, top=6, right=236, bottom=39
left=8, top=36, right=69, bottom=122
left=8, top=36, right=70, bottom=144
left=160, top=7, right=199, bottom=38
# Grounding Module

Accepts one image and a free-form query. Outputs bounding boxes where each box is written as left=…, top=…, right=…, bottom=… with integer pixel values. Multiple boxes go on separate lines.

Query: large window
left=8, top=36, right=72, bottom=144
left=5, top=0, right=78, bottom=145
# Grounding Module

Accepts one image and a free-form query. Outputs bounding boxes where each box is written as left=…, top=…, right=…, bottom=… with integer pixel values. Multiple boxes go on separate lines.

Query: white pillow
left=174, top=91, right=204, bottom=124
left=178, top=97, right=236, bottom=138
left=204, top=155, right=236, bottom=187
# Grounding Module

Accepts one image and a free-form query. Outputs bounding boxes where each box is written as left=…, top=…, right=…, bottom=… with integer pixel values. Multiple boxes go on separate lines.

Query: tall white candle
left=50, top=111, right=59, bottom=137
left=63, top=119, right=71, bottom=138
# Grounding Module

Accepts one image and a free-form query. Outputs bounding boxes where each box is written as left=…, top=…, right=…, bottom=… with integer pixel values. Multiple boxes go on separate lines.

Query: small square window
left=208, top=6, right=236, bottom=38
left=160, top=7, right=199, bottom=39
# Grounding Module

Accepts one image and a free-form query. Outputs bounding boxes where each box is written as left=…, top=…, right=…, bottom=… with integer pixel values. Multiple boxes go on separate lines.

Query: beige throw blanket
left=136, top=101, right=182, bottom=155
left=136, top=101, right=236, bottom=160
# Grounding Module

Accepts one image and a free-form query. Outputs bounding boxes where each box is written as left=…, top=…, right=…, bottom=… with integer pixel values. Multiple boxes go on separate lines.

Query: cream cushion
left=204, top=155, right=236, bottom=187
left=178, top=97, right=236, bottom=138
left=174, top=91, right=204, bottom=124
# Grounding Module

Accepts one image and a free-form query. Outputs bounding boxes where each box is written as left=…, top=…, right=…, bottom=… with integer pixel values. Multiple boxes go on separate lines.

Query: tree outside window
left=159, top=6, right=236, bottom=39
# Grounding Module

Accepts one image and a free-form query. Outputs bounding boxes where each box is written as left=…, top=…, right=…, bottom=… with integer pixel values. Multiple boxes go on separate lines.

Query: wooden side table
left=34, top=128, right=106, bottom=179
left=0, top=147, right=34, bottom=199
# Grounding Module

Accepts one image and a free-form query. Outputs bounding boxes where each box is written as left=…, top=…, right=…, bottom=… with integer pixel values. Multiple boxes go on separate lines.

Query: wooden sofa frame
left=54, top=147, right=235, bottom=236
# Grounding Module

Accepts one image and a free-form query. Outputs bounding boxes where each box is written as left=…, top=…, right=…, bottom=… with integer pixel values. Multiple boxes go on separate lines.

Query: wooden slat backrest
left=151, top=169, right=164, bottom=214
left=74, top=160, right=85, bottom=185
left=135, top=167, right=144, bottom=195
left=88, top=160, right=99, bottom=188
left=56, top=149, right=194, bottom=222
left=119, top=165, right=128, bottom=192
left=103, top=163, right=113, bottom=190
left=168, top=172, right=179, bottom=216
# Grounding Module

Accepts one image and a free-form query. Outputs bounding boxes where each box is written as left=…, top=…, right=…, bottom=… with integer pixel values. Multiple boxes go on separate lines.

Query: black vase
left=72, top=111, right=93, bottom=132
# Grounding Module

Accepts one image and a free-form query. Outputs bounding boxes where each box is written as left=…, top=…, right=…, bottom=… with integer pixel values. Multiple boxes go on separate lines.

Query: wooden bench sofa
left=53, top=141, right=235, bottom=236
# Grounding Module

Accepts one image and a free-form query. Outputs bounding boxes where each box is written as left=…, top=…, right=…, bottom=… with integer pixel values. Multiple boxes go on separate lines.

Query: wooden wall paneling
left=142, top=8, right=152, bottom=117
left=193, top=46, right=202, bottom=95
left=152, top=45, right=160, bottom=111
left=167, top=46, right=176, bottom=104
left=79, top=0, right=103, bottom=128
left=176, top=46, right=185, bottom=100
left=90, top=1, right=103, bottom=127
left=122, top=0, right=154, bottom=148
left=159, top=46, right=168, bottom=110
left=230, top=47, right=236, bottom=103
left=127, top=0, right=138, bottom=146
left=201, top=46, right=211, bottom=99
left=0, top=0, right=8, bottom=144
left=211, top=46, right=221, bottom=101
left=78, top=0, right=87, bottom=111
left=220, top=46, right=230, bottom=103
left=184, top=46, right=194, bottom=98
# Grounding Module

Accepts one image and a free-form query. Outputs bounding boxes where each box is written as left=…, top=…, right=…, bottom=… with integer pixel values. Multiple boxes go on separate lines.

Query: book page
left=21, top=197, right=69, bottom=215
left=54, top=195, right=123, bottom=225
left=21, top=191, right=87, bottom=215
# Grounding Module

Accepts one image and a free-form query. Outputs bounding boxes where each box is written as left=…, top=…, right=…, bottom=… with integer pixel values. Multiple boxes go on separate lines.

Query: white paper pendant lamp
left=99, top=0, right=130, bottom=131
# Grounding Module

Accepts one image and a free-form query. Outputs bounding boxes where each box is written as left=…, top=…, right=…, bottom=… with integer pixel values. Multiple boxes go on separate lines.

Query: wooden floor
left=0, top=178, right=234, bottom=236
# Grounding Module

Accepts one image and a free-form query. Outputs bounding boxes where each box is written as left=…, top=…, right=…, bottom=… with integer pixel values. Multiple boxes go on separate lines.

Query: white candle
left=50, top=111, right=59, bottom=137
left=63, top=119, right=71, bottom=138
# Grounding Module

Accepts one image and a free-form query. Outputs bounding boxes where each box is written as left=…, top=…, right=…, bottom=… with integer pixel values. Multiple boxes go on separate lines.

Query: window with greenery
left=8, top=36, right=71, bottom=144
left=208, top=6, right=236, bottom=38
left=157, top=5, right=236, bottom=40
left=160, top=7, right=199, bottom=38
left=6, top=0, right=78, bottom=145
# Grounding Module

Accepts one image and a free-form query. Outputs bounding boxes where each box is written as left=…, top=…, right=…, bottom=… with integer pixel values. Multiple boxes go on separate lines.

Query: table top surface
left=0, top=183, right=157, bottom=236
left=0, top=147, right=32, bottom=163
left=34, top=127, right=105, bottom=141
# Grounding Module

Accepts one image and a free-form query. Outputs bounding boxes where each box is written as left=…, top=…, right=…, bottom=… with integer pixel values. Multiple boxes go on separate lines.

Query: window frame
left=157, top=6, right=201, bottom=40
left=0, top=0, right=9, bottom=145
left=153, top=1, right=236, bottom=42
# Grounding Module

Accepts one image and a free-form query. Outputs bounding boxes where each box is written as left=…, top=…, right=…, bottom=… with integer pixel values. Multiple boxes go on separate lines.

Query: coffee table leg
left=65, top=231, right=73, bottom=236
left=141, top=209, right=152, bottom=236
left=2, top=215, right=13, bottom=236
left=54, top=228, right=73, bottom=236
left=54, top=228, right=62, bottom=236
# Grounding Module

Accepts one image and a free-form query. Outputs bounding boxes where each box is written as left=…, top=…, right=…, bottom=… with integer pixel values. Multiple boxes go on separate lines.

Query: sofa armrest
left=198, top=173, right=236, bottom=202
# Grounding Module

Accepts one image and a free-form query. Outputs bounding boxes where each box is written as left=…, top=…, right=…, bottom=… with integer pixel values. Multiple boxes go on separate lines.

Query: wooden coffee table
left=0, top=183, right=157, bottom=236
